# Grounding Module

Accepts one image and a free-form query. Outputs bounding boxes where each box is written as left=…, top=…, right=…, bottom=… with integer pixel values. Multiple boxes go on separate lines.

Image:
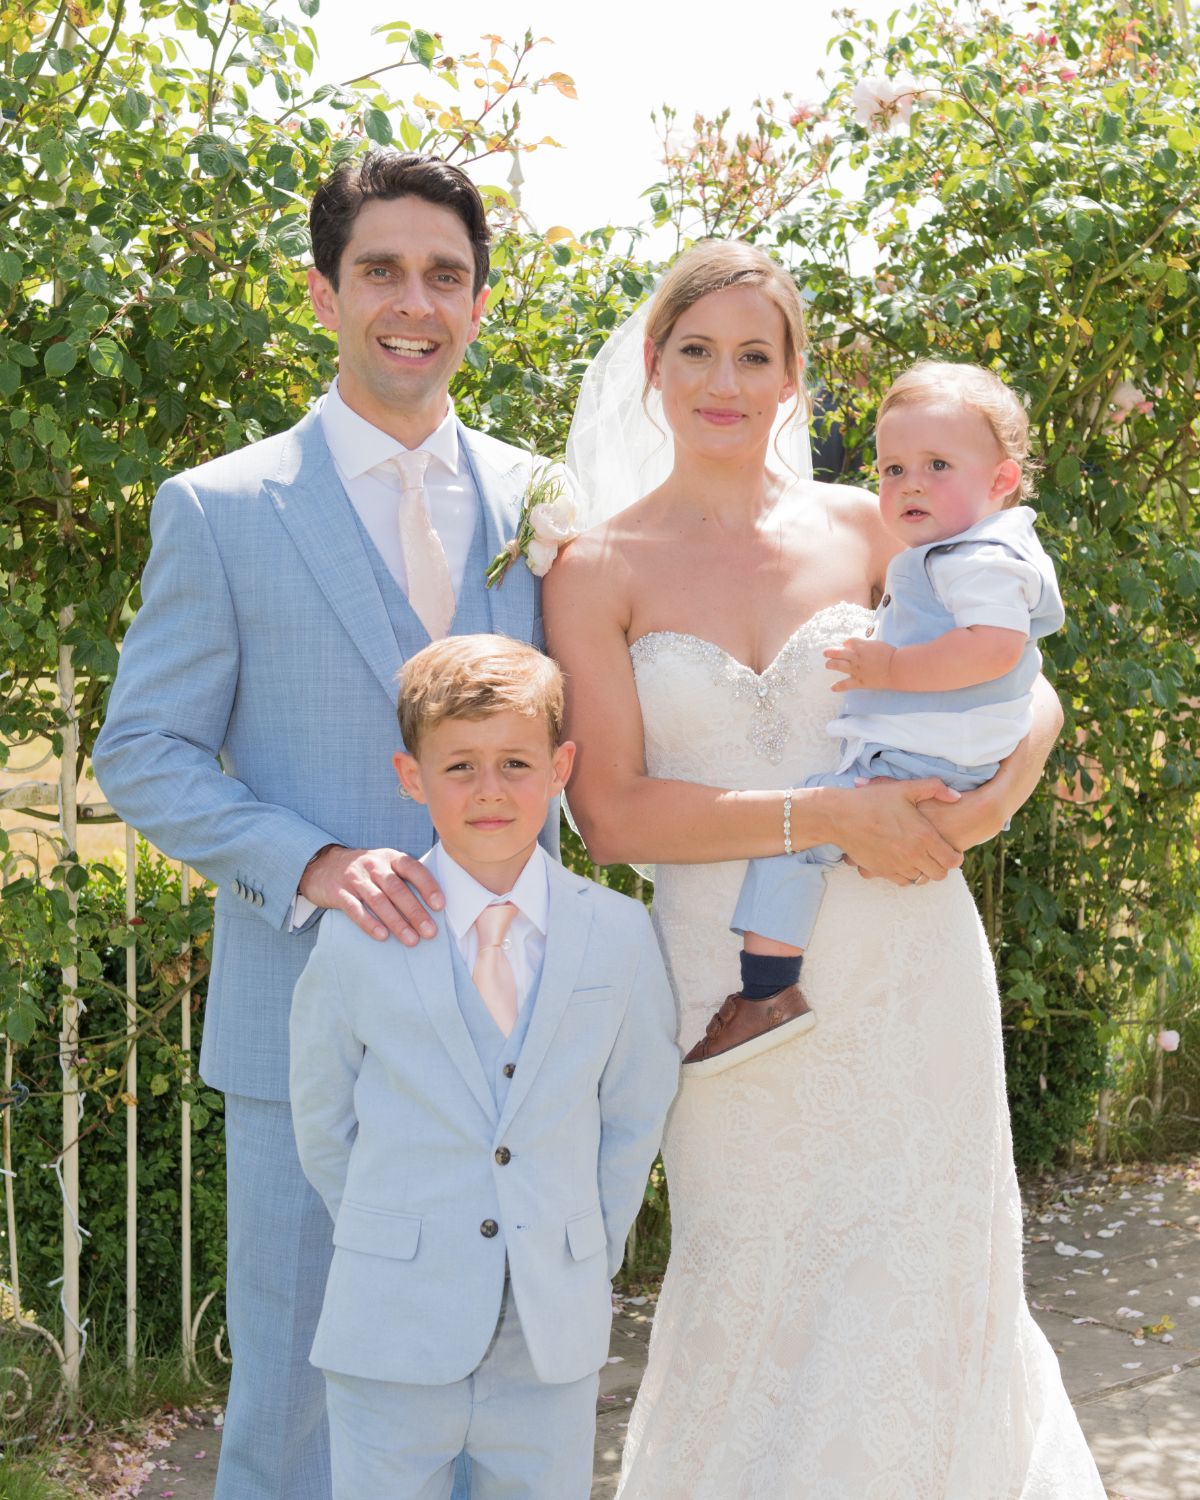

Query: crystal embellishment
left=630, top=629, right=813, bottom=764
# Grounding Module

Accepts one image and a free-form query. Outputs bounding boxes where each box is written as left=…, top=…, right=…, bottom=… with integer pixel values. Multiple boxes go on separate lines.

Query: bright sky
left=308, top=0, right=915, bottom=236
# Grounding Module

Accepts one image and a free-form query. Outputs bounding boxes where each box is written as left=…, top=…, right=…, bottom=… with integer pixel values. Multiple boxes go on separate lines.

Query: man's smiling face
left=307, top=194, right=487, bottom=445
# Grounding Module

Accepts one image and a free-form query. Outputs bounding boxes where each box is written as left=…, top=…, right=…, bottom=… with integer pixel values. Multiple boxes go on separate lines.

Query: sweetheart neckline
left=628, top=600, right=872, bottom=680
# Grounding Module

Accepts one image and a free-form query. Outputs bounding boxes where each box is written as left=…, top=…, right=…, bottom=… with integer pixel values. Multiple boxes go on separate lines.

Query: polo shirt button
left=495, top=1147, right=511, bottom=1166
left=881, top=593, right=892, bottom=607
left=502, top=1063, right=516, bottom=1079
left=480, top=1219, right=499, bottom=1238
left=865, top=626, right=875, bottom=638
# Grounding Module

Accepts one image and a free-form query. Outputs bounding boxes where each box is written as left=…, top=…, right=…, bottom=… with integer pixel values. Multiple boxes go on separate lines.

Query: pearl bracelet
left=783, top=790, right=794, bottom=855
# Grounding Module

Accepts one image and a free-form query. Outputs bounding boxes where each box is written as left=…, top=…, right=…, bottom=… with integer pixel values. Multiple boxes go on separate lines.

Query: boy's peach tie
left=390, top=450, right=455, bottom=639
left=472, top=902, right=519, bottom=1037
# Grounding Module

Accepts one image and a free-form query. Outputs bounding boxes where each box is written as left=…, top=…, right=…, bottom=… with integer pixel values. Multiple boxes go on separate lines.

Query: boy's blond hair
left=877, top=359, right=1036, bottom=504
left=397, top=634, right=565, bottom=754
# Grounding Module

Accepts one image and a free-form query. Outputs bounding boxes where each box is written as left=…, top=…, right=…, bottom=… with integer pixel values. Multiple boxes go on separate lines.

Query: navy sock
left=739, top=951, right=802, bottom=1000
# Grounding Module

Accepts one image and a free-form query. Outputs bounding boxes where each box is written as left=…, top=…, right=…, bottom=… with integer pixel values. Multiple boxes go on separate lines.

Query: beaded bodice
left=628, top=601, right=871, bottom=787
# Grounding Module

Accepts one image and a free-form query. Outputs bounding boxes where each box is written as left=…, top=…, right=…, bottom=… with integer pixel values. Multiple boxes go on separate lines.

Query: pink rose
left=1157, top=1030, right=1180, bottom=1053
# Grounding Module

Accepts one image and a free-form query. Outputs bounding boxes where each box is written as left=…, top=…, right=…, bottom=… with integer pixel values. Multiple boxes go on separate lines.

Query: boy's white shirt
left=926, top=546, right=1044, bottom=634
left=836, top=511, right=1048, bottom=770
left=430, top=841, right=549, bottom=1011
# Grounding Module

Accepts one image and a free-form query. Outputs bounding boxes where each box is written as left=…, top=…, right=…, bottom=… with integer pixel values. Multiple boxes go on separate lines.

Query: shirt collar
left=320, top=377, right=460, bottom=483
left=432, top=842, right=549, bottom=944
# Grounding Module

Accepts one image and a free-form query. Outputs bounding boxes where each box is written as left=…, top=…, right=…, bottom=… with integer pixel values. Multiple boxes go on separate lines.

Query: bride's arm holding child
left=545, top=515, right=1061, bottom=881
left=546, top=521, right=967, bottom=884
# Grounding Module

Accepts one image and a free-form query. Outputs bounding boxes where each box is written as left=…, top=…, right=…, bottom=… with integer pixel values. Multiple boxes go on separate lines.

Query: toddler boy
left=685, top=359, right=1064, bottom=1074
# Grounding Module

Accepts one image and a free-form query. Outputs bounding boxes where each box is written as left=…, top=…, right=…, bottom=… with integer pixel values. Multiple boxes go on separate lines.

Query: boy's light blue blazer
left=93, top=405, right=545, bottom=1101
left=290, top=854, right=681, bottom=1387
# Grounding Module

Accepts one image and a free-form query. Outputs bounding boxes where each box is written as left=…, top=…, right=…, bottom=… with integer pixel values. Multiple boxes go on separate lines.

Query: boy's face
left=394, top=709, right=574, bottom=894
left=875, top=401, right=1022, bottom=547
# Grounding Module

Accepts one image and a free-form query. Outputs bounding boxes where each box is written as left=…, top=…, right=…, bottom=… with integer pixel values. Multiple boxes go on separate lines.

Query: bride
left=544, top=242, right=1105, bottom=1498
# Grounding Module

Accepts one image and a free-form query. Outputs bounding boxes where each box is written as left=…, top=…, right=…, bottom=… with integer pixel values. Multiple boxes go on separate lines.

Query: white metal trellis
left=0, top=765, right=221, bottom=1416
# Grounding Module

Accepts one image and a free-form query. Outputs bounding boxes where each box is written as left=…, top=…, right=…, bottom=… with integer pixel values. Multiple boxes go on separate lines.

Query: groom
left=93, top=151, right=550, bottom=1500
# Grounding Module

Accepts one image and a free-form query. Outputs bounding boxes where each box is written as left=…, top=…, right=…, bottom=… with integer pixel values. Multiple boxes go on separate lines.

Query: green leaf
left=1054, top=454, right=1080, bottom=488
left=44, top=341, right=80, bottom=377
left=298, top=0, right=320, bottom=13
left=294, top=42, right=314, bottom=74
left=412, top=29, right=438, bottom=67
left=114, top=88, right=151, bottom=132
left=0, top=361, right=19, bottom=398
left=0, top=249, right=22, bottom=286
left=156, top=388, right=188, bottom=433
left=88, top=338, right=124, bottom=378
left=363, top=107, right=393, bottom=145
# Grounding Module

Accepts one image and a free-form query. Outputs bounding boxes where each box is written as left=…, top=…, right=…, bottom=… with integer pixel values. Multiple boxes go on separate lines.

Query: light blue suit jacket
left=93, top=406, right=547, bottom=1100
left=289, top=856, right=680, bottom=1387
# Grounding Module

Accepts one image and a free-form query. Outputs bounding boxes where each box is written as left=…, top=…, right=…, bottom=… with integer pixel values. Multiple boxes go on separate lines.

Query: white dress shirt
left=318, top=378, right=478, bottom=597
left=290, top=384, right=481, bottom=929
left=431, top=842, right=549, bottom=1012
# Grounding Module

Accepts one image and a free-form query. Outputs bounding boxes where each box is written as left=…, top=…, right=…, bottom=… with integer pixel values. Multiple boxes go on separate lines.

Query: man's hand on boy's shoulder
left=299, top=844, right=445, bottom=945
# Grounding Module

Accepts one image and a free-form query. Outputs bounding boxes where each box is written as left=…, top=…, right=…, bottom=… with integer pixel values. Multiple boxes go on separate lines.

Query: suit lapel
left=402, top=916, right=497, bottom=1125
left=496, top=861, right=593, bottom=1135
left=459, top=424, right=538, bottom=644
left=264, top=408, right=404, bottom=704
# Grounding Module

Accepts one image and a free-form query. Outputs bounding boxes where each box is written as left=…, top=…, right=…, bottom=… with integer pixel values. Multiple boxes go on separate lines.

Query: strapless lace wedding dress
left=617, top=603, right=1104, bottom=1500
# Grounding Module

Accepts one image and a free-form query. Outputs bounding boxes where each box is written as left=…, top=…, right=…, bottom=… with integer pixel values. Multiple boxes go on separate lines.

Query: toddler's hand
left=824, top=637, right=895, bottom=692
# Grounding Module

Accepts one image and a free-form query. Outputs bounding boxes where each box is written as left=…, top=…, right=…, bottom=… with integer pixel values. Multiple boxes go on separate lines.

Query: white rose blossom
left=524, top=539, right=560, bottom=578
left=851, top=72, right=925, bottom=133
left=486, top=460, right=580, bottom=586
left=1109, top=379, right=1154, bottom=423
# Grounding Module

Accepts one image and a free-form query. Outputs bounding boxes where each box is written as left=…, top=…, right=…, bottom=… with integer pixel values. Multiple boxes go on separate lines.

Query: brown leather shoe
left=682, top=985, right=816, bottom=1079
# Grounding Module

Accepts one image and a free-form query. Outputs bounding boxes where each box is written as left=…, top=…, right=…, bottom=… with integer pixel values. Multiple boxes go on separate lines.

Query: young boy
left=684, top=359, right=1065, bottom=1075
left=290, top=634, right=680, bottom=1498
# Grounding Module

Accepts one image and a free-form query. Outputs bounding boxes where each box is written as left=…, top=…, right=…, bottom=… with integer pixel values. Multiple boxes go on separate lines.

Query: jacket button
left=880, top=593, right=891, bottom=607
left=253, top=890, right=264, bottom=907
left=234, top=880, right=244, bottom=897
left=480, top=1219, right=499, bottom=1238
left=495, top=1147, right=511, bottom=1165
left=502, top=1063, right=516, bottom=1078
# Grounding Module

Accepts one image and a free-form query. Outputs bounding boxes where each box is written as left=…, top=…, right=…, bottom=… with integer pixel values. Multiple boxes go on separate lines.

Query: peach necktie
left=472, top=902, right=519, bottom=1038
left=390, top=450, right=456, bottom=639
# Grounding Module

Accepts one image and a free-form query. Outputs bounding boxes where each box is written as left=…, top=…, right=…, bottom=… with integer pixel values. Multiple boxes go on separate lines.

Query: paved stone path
left=128, top=1164, right=1200, bottom=1500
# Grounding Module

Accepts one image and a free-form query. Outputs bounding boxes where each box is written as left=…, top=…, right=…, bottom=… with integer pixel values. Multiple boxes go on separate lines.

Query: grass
left=0, top=1454, right=80, bottom=1500
left=0, top=1331, right=226, bottom=1499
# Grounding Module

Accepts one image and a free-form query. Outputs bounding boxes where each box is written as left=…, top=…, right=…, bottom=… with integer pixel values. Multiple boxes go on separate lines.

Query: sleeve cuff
left=953, top=608, right=1032, bottom=633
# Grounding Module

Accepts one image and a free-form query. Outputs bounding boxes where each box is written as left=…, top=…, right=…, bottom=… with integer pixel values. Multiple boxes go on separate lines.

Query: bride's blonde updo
left=642, top=240, right=810, bottom=416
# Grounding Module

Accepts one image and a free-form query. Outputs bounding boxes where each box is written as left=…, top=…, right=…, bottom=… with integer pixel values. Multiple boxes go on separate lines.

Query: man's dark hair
left=309, top=150, right=491, bottom=294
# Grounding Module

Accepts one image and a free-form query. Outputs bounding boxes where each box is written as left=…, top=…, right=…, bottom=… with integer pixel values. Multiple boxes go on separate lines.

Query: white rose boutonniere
left=486, top=459, right=580, bottom=586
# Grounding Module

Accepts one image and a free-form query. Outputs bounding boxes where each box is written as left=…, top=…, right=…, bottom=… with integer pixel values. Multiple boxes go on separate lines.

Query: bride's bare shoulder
left=549, top=495, right=661, bottom=583
left=543, top=500, right=656, bottom=626
left=793, top=478, right=881, bottom=535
